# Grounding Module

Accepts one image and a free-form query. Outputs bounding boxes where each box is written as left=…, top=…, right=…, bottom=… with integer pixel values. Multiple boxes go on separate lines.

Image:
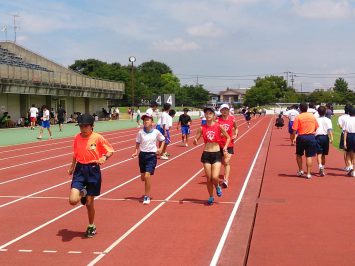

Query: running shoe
left=143, top=196, right=151, bottom=205
left=185, top=143, right=188, bottom=147
left=319, top=167, right=325, bottom=176
left=222, top=180, right=228, bottom=188
left=80, top=188, right=87, bottom=205
left=37, top=136, right=42, bottom=139
left=348, top=169, right=354, bottom=177
left=86, top=224, right=96, bottom=238
left=216, top=185, right=222, bottom=197
left=306, top=174, right=312, bottom=179
left=160, top=155, right=169, bottom=160
left=297, top=170, right=304, bottom=177
left=207, top=196, right=214, bottom=205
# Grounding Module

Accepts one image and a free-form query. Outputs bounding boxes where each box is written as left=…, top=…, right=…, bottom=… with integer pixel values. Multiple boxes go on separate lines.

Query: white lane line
left=210, top=117, right=272, bottom=266
left=0, top=249, right=7, bottom=252
left=43, top=250, right=57, bottom=253
left=18, top=249, right=32, bottom=252
left=87, top=167, right=205, bottom=266
left=68, top=251, right=82, bottom=254
left=0, top=117, right=265, bottom=251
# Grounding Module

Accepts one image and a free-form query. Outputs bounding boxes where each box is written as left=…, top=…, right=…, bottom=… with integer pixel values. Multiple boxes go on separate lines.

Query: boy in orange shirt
left=67, top=114, right=114, bottom=237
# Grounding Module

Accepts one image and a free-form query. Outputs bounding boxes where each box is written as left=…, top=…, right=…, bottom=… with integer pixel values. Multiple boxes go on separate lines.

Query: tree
left=333, top=77, right=348, bottom=94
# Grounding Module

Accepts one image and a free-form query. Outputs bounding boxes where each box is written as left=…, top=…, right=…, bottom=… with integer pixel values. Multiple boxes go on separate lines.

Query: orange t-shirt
left=292, top=112, right=319, bottom=135
left=73, top=132, right=114, bottom=164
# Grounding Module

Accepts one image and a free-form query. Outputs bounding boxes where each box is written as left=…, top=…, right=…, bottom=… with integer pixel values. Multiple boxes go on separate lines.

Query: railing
left=0, top=64, right=124, bottom=91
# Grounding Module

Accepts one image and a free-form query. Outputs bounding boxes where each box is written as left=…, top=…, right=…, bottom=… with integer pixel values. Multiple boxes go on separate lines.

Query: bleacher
left=0, top=45, right=51, bottom=72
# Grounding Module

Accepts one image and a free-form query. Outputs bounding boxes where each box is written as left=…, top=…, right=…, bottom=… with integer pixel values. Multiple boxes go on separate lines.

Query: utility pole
left=12, top=14, right=20, bottom=43
left=284, top=71, right=291, bottom=87
left=290, top=72, right=295, bottom=89
left=196, top=75, right=199, bottom=86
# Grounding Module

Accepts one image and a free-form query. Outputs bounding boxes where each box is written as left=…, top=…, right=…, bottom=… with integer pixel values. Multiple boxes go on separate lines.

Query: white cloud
left=292, top=0, right=353, bottom=19
left=151, top=38, right=200, bottom=51
left=186, top=22, right=224, bottom=38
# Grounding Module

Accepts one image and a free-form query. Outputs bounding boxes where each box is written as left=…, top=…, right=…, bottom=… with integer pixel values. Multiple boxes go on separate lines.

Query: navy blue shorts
left=41, top=120, right=50, bottom=128
left=296, top=134, right=317, bottom=157
left=339, top=132, right=345, bottom=150
left=316, top=135, right=329, bottom=155
left=288, top=121, right=295, bottom=134
left=139, top=152, right=157, bottom=175
left=71, top=162, right=101, bottom=196
left=181, top=125, right=190, bottom=135
left=346, top=133, right=355, bottom=152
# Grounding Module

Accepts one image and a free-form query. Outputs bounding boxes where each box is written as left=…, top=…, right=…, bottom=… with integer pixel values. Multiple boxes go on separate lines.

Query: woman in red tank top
left=193, top=107, right=230, bottom=205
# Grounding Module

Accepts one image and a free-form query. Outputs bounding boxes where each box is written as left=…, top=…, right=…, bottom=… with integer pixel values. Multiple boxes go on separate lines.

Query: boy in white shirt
left=37, top=105, right=53, bottom=139
left=132, top=112, right=166, bottom=204
left=160, top=109, right=176, bottom=160
left=315, top=106, right=333, bottom=176
left=29, top=104, right=38, bottom=130
left=283, top=105, right=299, bottom=145
left=156, top=103, right=171, bottom=159
left=338, top=104, right=353, bottom=171
left=344, top=107, right=355, bottom=177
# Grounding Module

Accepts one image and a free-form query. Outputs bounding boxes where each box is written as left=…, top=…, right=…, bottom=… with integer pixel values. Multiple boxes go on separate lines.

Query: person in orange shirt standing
left=292, top=103, right=319, bottom=179
left=67, top=114, right=114, bottom=237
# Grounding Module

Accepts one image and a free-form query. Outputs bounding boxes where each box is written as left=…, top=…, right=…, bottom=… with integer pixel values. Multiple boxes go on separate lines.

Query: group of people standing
left=282, top=103, right=355, bottom=179
left=67, top=102, right=239, bottom=237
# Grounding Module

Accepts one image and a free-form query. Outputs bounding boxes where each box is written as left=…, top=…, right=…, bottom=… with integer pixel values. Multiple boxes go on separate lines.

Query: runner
left=338, top=104, right=353, bottom=172
left=243, top=108, right=251, bottom=128
left=177, top=108, right=192, bottom=147
left=156, top=103, right=171, bottom=160
left=315, top=106, right=333, bottom=176
left=132, top=112, right=166, bottom=204
left=343, top=107, right=355, bottom=177
left=67, top=113, right=114, bottom=237
left=29, top=104, right=38, bottom=130
left=292, top=103, right=319, bottom=179
left=136, top=106, right=141, bottom=128
left=37, top=105, right=53, bottom=139
left=218, top=104, right=238, bottom=188
left=193, top=107, right=230, bottom=205
left=57, top=105, right=66, bottom=132
left=283, top=105, right=299, bottom=145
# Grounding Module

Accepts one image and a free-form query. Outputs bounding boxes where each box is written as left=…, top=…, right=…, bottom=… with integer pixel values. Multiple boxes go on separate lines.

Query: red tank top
left=202, top=123, right=222, bottom=143
left=218, top=115, right=235, bottom=147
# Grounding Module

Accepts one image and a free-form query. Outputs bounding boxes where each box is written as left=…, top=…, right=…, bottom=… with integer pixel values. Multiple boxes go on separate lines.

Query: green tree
left=333, top=77, right=348, bottom=94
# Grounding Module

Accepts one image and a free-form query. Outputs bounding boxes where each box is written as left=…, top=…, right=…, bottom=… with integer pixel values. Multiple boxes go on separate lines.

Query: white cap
left=220, top=104, right=230, bottom=110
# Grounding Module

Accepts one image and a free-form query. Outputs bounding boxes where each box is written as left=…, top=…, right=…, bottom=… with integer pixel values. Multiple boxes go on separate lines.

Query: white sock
left=319, top=164, right=323, bottom=168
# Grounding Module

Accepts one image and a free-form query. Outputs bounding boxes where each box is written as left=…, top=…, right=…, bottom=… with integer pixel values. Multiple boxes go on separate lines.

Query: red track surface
left=0, top=115, right=273, bottom=265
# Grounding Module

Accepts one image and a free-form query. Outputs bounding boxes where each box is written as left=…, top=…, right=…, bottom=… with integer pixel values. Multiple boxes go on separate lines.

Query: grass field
left=332, top=115, right=341, bottom=149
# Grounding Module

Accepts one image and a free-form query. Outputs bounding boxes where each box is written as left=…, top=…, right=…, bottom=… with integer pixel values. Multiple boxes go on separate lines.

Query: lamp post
left=129, top=56, right=136, bottom=108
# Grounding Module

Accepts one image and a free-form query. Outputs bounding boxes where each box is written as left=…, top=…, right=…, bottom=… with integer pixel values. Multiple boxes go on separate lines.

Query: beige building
left=218, top=88, right=247, bottom=104
left=0, top=41, right=125, bottom=121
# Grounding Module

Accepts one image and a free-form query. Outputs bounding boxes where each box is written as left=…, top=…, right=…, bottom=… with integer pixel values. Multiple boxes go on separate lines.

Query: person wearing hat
left=132, top=112, right=166, bottom=204
left=67, top=113, right=114, bottom=237
left=218, top=104, right=238, bottom=188
left=193, top=107, right=230, bottom=205
left=177, top=108, right=192, bottom=146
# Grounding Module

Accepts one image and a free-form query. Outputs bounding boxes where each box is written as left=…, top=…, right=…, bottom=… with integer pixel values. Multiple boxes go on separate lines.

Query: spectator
left=29, top=104, right=39, bottom=130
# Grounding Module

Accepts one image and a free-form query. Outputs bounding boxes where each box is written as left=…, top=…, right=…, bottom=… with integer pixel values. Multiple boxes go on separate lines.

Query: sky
left=1, top=0, right=355, bottom=93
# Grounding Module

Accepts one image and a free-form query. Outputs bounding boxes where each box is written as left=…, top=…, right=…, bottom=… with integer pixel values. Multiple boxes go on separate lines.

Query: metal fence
left=0, top=64, right=124, bottom=91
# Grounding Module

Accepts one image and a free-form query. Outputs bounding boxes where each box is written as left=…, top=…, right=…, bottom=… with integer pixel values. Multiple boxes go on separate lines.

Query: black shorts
left=296, top=134, right=317, bottom=157
left=201, top=151, right=222, bottom=164
left=71, top=162, right=101, bottom=196
left=316, top=135, right=329, bottom=155
left=58, top=117, right=65, bottom=124
left=220, top=147, right=234, bottom=155
left=346, top=133, right=355, bottom=152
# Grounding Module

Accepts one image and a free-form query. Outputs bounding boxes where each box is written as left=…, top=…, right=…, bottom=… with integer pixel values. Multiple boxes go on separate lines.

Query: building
left=219, top=88, right=247, bottom=104
left=0, top=41, right=125, bottom=121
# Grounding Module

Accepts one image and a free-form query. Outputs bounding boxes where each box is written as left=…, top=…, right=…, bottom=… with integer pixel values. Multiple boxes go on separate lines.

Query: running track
left=0, top=115, right=273, bottom=265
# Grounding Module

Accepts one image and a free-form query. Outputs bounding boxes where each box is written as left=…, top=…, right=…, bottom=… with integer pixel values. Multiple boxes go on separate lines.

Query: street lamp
left=129, top=56, right=136, bottom=107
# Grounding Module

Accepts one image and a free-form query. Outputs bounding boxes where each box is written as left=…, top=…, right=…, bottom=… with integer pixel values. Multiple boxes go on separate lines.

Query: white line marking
left=210, top=117, right=272, bottom=266
left=87, top=167, right=205, bottom=266
left=0, top=249, right=7, bottom=252
left=18, top=249, right=32, bottom=252
left=68, top=251, right=82, bottom=254
left=43, top=250, right=57, bottom=253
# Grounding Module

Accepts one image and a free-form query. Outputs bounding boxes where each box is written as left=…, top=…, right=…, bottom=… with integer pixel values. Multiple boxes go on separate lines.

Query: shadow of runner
left=57, top=229, right=85, bottom=242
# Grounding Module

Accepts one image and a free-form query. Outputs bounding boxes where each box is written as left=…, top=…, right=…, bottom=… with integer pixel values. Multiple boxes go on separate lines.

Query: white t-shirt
left=166, top=115, right=173, bottom=130
left=157, top=111, right=169, bottom=126
left=307, top=108, right=317, bottom=114
left=42, top=109, right=50, bottom=121
left=344, top=117, right=355, bottom=134
left=29, top=107, right=38, bottom=118
left=315, top=117, right=332, bottom=136
left=136, top=128, right=165, bottom=152
left=137, top=109, right=141, bottom=115
left=338, top=114, right=350, bottom=131
left=283, top=109, right=299, bottom=122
